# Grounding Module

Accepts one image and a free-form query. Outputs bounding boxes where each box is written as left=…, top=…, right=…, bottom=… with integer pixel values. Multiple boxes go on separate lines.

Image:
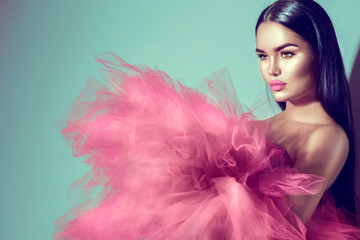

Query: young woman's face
left=256, top=21, right=318, bottom=104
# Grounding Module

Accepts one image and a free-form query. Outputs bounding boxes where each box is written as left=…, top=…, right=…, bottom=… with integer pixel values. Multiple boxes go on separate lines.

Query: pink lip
left=269, top=80, right=286, bottom=91
left=269, top=80, right=286, bottom=85
left=270, top=85, right=286, bottom=91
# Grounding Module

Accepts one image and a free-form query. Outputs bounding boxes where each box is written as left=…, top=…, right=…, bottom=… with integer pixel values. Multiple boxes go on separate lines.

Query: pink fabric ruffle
left=53, top=52, right=360, bottom=239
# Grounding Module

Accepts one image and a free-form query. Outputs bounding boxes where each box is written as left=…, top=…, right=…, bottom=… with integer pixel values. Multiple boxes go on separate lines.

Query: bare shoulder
left=302, top=124, right=349, bottom=159
left=295, top=123, right=349, bottom=188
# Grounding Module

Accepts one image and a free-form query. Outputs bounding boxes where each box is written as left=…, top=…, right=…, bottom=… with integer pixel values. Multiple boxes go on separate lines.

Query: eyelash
left=257, top=52, right=295, bottom=60
left=281, top=52, right=294, bottom=58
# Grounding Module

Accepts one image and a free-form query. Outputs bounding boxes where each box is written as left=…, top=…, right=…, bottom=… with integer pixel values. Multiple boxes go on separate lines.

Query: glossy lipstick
left=269, top=80, right=286, bottom=91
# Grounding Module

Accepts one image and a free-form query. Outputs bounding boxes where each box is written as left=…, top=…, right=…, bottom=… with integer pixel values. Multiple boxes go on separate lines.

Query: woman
left=54, top=0, right=360, bottom=239
left=255, top=0, right=358, bottom=226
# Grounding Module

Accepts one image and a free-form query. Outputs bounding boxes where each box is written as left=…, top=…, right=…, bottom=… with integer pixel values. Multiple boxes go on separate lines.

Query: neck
left=282, top=100, right=333, bottom=125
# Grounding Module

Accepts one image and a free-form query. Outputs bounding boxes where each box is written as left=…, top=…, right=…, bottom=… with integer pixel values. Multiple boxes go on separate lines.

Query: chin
left=272, top=92, right=289, bottom=103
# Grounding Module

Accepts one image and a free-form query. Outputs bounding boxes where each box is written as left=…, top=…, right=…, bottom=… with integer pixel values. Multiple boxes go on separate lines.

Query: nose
left=268, top=57, right=281, bottom=76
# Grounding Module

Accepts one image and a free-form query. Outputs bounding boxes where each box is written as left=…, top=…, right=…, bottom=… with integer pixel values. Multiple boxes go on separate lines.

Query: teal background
left=0, top=1, right=359, bottom=239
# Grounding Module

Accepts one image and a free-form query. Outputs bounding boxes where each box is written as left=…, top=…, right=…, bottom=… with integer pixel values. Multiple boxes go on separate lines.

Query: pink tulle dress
left=53, top=52, right=360, bottom=239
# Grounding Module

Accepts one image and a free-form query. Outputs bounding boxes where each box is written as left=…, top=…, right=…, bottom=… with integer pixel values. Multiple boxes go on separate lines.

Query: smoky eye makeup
left=281, top=51, right=295, bottom=58
left=257, top=54, right=267, bottom=60
left=256, top=50, right=296, bottom=60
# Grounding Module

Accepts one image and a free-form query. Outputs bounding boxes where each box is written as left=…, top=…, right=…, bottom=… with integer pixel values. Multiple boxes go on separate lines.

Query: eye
left=281, top=52, right=294, bottom=58
left=257, top=54, right=268, bottom=60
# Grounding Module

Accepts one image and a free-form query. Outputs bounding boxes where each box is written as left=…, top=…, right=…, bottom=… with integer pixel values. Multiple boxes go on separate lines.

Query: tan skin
left=255, top=21, right=349, bottom=224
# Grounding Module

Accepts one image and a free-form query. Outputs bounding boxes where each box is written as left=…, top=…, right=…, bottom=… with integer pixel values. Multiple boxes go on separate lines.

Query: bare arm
left=288, top=125, right=349, bottom=224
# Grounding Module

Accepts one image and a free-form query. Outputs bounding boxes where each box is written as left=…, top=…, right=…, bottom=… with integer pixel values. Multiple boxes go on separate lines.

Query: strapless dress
left=53, top=52, right=360, bottom=240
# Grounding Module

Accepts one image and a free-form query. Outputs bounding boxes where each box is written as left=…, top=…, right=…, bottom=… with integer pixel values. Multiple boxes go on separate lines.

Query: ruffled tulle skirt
left=53, top=52, right=360, bottom=239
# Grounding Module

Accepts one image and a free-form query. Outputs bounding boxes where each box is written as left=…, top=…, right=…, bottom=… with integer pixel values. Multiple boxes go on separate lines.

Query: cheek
left=284, top=58, right=315, bottom=82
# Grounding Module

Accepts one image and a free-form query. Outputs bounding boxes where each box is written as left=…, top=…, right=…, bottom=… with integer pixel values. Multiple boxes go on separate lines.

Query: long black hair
left=255, top=0, right=357, bottom=222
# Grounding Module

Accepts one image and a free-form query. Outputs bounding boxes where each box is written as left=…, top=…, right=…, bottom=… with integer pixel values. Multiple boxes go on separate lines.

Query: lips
left=269, top=80, right=286, bottom=91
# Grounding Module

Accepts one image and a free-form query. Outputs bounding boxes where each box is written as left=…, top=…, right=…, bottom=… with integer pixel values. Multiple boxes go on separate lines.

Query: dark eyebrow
left=256, top=43, right=299, bottom=53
